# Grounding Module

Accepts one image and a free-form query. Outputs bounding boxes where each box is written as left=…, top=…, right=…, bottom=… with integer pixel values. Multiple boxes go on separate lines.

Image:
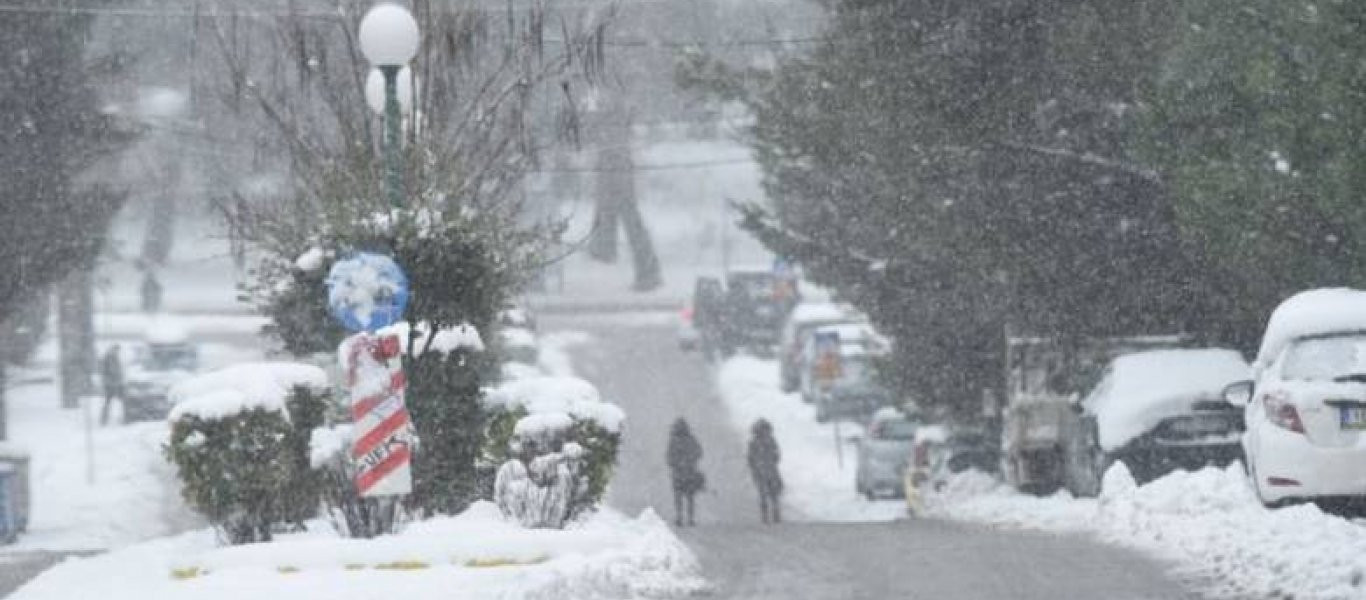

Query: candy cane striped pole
left=345, top=332, right=414, bottom=497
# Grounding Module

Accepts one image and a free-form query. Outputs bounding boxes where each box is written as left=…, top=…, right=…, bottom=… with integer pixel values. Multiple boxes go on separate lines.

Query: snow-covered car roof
left=1256, top=288, right=1366, bottom=367
left=787, top=302, right=858, bottom=325
left=1088, top=348, right=1250, bottom=450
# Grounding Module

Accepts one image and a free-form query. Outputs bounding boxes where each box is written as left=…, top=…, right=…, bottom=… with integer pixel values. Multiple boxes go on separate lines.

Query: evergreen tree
left=1142, top=0, right=1366, bottom=344
left=705, top=0, right=1203, bottom=415
left=0, top=2, right=130, bottom=434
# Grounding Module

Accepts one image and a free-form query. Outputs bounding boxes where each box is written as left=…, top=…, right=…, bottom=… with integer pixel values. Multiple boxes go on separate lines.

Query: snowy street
left=547, top=310, right=1198, bottom=599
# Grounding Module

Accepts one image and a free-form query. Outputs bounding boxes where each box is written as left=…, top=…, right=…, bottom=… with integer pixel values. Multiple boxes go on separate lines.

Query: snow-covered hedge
left=484, top=377, right=624, bottom=525
left=164, top=363, right=331, bottom=544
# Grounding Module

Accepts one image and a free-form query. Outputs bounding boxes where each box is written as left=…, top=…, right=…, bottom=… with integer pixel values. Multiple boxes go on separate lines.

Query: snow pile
left=1090, top=349, right=1249, bottom=450
left=715, top=356, right=904, bottom=522
left=486, top=376, right=625, bottom=434
left=537, top=331, right=591, bottom=377
left=168, top=362, right=329, bottom=422
left=1257, top=288, right=1366, bottom=367
left=929, top=463, right=1366, bottom=599
left=9, top=503, right=706, bottom=600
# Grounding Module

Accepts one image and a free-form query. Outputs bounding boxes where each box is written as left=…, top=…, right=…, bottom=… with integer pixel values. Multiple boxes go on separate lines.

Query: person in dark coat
left=666, top=418, right=704, bottom=526
left=747, top=418, right=783, bottom=524
left=99, top=344, right=124, bottom=425
left=140, top=271, right=163, bottom=314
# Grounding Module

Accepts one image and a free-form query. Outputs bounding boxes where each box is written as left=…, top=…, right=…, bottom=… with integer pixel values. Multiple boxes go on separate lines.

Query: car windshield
left=1282, top=333, right=1366, bottom=382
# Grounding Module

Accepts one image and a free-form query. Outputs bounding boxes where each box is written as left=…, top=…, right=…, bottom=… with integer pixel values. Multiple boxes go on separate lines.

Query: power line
left=533, top=156, right=755, bottom=173
left=0, top=0, right=813, bottom=19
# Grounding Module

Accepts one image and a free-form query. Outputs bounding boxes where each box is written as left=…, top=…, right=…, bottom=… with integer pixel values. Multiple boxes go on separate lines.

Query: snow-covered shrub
left=484, top=377, right=624, bottom=525
left=309, top=424, right=410, bottom=538
left=493, top=443, right=584, bottom=528
left=164, top=363, right=331, bottom=544
left=242, top=206, right=540, bottom=517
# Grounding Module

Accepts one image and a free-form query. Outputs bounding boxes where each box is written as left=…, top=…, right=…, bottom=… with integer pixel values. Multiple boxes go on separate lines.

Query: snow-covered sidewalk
left=930, top=464, right=1366, bottom=600
left=2, top=377, right=197, bottom=553
left=9, top=502, right=704, bottom=600
left=714, top=356, right=904, bottom=522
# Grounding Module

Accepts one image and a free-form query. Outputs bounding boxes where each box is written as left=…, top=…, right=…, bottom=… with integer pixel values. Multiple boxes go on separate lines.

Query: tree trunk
left=57, top=269, right=95, bottom=409
left=619, top=173, right=662, bottom=292
left=587, top=143, right=621, bottom=263
left=141, top=182, right=178, bottom=268
left=588, top=90, right=661, bottom=289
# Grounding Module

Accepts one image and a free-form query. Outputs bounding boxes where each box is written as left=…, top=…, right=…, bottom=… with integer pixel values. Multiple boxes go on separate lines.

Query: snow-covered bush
left=164, top=363, right=330, bottom=544
left=242, top=206, right=541, bottom=517
left=484, top=377, right=624, bottom=525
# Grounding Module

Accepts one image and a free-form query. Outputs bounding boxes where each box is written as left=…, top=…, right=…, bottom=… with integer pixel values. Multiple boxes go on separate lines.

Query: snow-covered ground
left=714, top=356, right=904, bottom=522
left=715, top=354, right=1366, bottom=599
left=9, top=502, right=705, bottom=600
left=928, top=464, right=1366, bottom=600
left=2, top=380, right=196, bottom=554
left=1, top=333, right=268, bottom=554
left=9, top=320, right=708, bottom=599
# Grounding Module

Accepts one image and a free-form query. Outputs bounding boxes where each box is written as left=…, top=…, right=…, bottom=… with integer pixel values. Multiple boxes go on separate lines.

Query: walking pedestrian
left=99, top=344, right=124, bottom=425
left=140, top=271, right=163, bottom=313
left=747, top=418, right=783, bottom=524
left=666, top=418, right=704, bottom=527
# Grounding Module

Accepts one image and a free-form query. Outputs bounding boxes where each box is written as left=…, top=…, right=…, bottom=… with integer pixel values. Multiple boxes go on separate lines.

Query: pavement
left=547, top=311, right=1207, bottom=600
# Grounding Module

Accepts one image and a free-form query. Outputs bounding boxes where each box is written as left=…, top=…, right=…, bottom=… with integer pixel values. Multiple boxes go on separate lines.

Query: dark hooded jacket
left=747, top=419, right=782, bottom=494
left=667, top=419, right=705, bottom=494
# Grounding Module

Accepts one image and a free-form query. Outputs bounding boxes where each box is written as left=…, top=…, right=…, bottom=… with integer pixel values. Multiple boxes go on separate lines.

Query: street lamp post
left=359, top=3, right=420, bottom=210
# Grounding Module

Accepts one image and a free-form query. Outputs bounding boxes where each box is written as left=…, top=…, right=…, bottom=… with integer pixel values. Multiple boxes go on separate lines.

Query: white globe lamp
left=358, top=3, right=420, bottom=67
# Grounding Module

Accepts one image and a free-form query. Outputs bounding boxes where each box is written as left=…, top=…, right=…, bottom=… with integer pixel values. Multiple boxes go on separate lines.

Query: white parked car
left=1225, top=288, right=1366, bottom=508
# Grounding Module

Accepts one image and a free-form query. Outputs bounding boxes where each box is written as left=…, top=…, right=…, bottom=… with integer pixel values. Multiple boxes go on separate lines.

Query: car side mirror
left=1223, top=380, right=1254, bottom=407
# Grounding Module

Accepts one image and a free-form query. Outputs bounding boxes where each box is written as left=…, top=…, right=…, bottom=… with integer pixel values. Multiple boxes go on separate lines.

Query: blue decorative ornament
left=326, top=252, right=410, bottom=332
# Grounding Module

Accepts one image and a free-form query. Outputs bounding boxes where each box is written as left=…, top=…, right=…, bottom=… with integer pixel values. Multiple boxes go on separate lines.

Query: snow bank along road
left=548, top=311, right=1204, bottom=599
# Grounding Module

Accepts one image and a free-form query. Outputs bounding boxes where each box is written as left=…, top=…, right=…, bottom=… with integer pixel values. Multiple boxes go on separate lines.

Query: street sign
left=344, top=331, right=415, bottom=497
left=813, top=330, right=842, bottom=385
left=326, top=252, right=410, bottom=332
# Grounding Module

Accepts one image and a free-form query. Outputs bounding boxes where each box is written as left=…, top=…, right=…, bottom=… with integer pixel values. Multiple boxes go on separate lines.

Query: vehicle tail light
left=1266, top=476, right=1301, bottom=487
left=1263, top=392, right=1305, bottom=434
left=914, top=443, right=928, bottom=467
left=681, top=306, right=693, bottom=322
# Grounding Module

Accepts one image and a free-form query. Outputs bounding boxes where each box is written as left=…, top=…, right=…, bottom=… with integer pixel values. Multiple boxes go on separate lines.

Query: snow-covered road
left=553, top=313, right=1198, bottom=599
left=709, top=352, right=1366, bottom=600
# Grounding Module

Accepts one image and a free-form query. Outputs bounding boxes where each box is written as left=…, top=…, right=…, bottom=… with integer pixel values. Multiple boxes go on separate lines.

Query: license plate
left=1340, top=406, right=1366, bottom=430
left=1170, top=415, right=1230, bottom=435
